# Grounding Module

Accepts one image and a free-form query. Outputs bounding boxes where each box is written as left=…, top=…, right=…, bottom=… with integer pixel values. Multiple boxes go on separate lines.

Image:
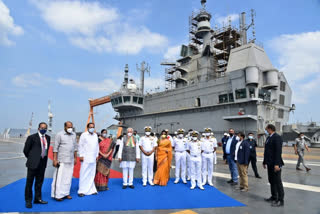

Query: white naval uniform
left=78, top=131, right=99, bottom=195
left=172, top=137, right=188, bottom=182
left=188, top=140, right=203, bottom=188
left=139, top=135, right=157, bottom=185
left=201, top=137, right=217, bottom=185
left=186, top=135, right=192, bottom=179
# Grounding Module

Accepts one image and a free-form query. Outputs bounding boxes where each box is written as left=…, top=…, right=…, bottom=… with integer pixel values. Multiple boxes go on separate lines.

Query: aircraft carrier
left=108, top=0, right=294, bottom=146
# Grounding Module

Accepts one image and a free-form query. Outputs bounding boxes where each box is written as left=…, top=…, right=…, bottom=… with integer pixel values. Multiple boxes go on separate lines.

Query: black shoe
left=256, top=175, right=262, bottom=179
left=271, top=200, right=284, bottom=207
left=122, top=185, right=127, bottom=189
left=264, top=197, right=276, bottom=202
left=25, top=202, right=32, bottom=208
left=306, top=167, right=311, bottom=172
left=227, top=179, right=233, bottom=184
left=231, top=182, right=238, bottom=186
left=78, top=193, right=85, bottom=197
left=34, top=199, right=48, bottom=204
left=296, top=167, right=303, bottom=171
left=129, top=185, right=135, bottom=189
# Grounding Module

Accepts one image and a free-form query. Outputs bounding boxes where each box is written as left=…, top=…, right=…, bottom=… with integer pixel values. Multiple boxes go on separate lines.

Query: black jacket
left=237, top=140, right=251, bottom=165
left=226, top=136, right=238, bottom=160
left=23, top=133, right=51, bottom=169
left=246, top=139, right=257, bottom=156
left=263, top=133, right=284, bottom=167
left=221, top=136, right=228, bottom=159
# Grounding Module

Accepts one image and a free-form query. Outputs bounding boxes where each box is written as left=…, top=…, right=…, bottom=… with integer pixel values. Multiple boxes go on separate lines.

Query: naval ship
left=105, top=0, right=294, bottom=146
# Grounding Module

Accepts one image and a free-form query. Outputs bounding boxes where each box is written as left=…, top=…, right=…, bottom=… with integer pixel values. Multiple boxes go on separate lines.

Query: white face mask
left=145, top=132, right=151, bottom=136
left=192, top=137, right=197, bottom=141
left=236, top=136, right=240, bottom=141
left=301, top=136, right=305, bottom=139
left=206, top=133, right=210, bottom=137
left=127, top=133, right=133, bottom=137
left=66, top=128, right=73, bottom=134
left=248, top=136, right=254, bottom=139
left=102, top=133, right=107, bottom=138
left=88, top=128, right=95, bottom=133
left=178, top=134, right=184, bottom=138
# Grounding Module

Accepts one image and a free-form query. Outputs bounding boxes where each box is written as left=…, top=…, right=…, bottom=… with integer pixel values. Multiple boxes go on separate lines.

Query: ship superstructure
left=107, top=0, right=294, bottom=146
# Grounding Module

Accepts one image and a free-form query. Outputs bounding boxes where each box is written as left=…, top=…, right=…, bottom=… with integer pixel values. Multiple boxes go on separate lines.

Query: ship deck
left=1, top=138, right=320, bottom=214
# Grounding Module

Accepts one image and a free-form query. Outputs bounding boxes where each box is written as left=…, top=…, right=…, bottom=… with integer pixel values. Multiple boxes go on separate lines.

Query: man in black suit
left=23, top=122, right=51, bottom=208
left=246, top=133, right=261, bottom=178
left=263, top=124, right=285, bottom=207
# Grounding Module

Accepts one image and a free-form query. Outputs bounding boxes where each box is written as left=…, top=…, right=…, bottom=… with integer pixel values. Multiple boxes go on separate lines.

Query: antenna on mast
left=136, top=61, right=150, bottom=95
left=201, top=0, right=206, bottom=9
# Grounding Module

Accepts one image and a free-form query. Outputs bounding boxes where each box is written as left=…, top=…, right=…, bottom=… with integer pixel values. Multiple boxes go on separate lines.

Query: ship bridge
left=110, top=92, right=144, bottom=111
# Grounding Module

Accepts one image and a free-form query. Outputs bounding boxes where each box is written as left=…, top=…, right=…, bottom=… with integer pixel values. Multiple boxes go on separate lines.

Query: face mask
left=127, top=133, right=133, bottom=137
left=161, top=135, right=166, bottom=139
left=236, top=136, right=240, bottom=141
left=102, top=133, right=107, bottom=138
left=206, top=133, right=210, bottom=136
left=265, top=130, right=269, bottom=135
left=192, top=137, right=197, bottom=141
left=178, top=134, right=184, bottom=138
left=301, top=136, right=304, bottom=139
left=248, top=136, right=254, bottom=140
left=39, top=129, right=47, bottom=135
left=88, top=128, right=95, bottom=133
left=229, top=133, right=233, bottom=136
left=66, top=128, right=73, bottom=134
left=145, top=132, right=151, bottom=136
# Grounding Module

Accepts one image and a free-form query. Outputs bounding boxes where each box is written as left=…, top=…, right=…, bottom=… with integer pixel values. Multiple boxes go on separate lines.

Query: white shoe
left=182, top=180, right=187, bottom=184
left=208, top=182, right=214, bottom=187
left=202, top=182, right=207, bottom=186
left=143, top=183, right=147, bottom=186
left=199, top=186, right=205, bottom=190
left=174, top=179, right=179, bottom=184
left=187, top=177, right=191, bottom=181
left=190, top=185, right=196, bottom=190
left=148, top=181, right=154, bottom=186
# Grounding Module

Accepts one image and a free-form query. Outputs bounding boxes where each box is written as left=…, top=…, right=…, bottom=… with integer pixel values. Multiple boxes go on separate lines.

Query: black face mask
left=229, top=133, right=233, bottom=136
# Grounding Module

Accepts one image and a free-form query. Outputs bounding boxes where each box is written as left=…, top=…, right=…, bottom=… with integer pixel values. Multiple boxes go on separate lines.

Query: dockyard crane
left=86, top=96, right=123, bottom=137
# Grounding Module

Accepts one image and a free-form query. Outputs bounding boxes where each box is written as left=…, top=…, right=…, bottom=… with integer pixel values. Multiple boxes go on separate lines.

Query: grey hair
left=127, top=127, right=133, bottom=132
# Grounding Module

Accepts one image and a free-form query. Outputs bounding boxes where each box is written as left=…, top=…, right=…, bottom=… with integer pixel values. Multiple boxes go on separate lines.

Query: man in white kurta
left=118, top=128, right=140, bottom=188
left=187, top=131, right=204, bottom=190
left=201, top=128, right=217, bottom=186
left=51, top=121, right=77, bottom=200
left=139, top=126, right=157, bottom=186
left=172, top=129, right=188, bottom=184
left=78, top=123, right=99, bottom=196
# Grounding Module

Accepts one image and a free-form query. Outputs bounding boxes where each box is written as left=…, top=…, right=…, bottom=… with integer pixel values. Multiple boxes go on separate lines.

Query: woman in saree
left=94, top=129, right=115, bottom=191
left=154, top=130, right=173, bottom=186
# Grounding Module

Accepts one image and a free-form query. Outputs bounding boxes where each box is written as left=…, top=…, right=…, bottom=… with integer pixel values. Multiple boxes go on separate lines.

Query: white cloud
left=12, top=73, right=44, bottom=87
left=164, top=45, right=181, bottom=61
left=215, top=13, right=239, bottom=26
left=57, top=78, right=119, bottom=92
left=269, top=31, right=320, bottom=104
left=30, top=0, right=168, bottom=54
left=0, top=0, right=24, bottom=46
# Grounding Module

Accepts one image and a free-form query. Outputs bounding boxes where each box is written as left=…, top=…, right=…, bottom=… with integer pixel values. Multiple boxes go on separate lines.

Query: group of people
left=24, top=121, right=309, bottom=208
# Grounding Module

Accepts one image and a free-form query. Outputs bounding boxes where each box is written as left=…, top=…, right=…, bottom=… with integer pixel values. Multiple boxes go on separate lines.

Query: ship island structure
left=96, top=0, right=295, bottom=146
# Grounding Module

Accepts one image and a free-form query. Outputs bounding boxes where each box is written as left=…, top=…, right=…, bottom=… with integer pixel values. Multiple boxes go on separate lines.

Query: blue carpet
left=0, top=178, right=245, bottom=212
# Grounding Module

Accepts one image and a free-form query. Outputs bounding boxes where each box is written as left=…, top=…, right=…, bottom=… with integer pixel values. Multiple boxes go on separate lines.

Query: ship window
left=111, top=99, right=115, bottom=105
left=114, top=98, right=119, bottom=105
left=133, top=96, right=138, bottom=103
left=229, top=93, right=234, bottom=102
left=123, top=96, right=131, bottom=103
left=278, top=109, right=284, bottom=118
left=249, top=88, right=255, bottom=98
left=196, top=98, right=201, bottom=107
left=138, top=97, right=143, bottom=104
left=279, top=95, right=285, bottom=105
left=259, top=89, right=271, bottom=101
left=118, top=96, right=123, bottom=104
left=280, top=81, right=286, bottom=92
left=219, top=94, right=228, bottom=103
left=235, top=88, right=247, bottom=99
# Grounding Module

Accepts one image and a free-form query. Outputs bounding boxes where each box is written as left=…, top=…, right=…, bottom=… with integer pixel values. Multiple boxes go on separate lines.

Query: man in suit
left=263, top=124, right=285, bottom=207
left=221, top=133, right=228, bottom=164
left=23, top=122, right=51, bottom=208
left=225, top=128, right=239, bottom=185
left=246, top=133, right=262, bottom=178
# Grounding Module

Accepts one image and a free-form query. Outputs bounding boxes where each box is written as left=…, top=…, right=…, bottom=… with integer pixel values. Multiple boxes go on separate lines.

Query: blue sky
left=1, top=0, right=320, bottom=133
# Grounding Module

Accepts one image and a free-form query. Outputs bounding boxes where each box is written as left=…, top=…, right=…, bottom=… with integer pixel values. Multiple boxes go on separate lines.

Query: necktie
left=41, top=136, right=46, bottom=158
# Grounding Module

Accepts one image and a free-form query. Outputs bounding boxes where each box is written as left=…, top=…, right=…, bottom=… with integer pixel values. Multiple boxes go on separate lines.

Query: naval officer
left=187, top=131, right=204, bottom=190
left=172, top=129, right=188, bottom=184
left=201, top=128, right=217, bottom=186
left=139, top=126, right=157, bottom=186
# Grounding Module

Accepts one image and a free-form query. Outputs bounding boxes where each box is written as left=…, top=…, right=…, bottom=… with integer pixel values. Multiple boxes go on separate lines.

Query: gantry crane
left=86, top=95, right=123, bottom=137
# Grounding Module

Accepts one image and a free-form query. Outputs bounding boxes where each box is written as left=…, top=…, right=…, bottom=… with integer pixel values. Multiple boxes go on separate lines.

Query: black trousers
left=25, top=160, right=46, bottom=202
left=267, top=165, right=284, bottom=202
left=248, top=154, right=260, bottom=177
left=113, top=145, right=120, bottom=158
